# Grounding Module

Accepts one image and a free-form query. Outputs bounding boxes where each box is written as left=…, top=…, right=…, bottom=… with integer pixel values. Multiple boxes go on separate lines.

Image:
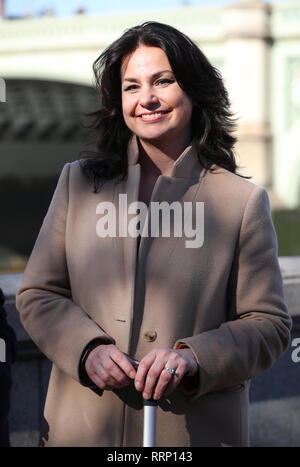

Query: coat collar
left=127, top=135, right=203, bottom=179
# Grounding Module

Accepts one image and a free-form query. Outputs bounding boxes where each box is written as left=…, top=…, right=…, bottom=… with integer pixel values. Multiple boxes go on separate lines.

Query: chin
left=137, top=129, right=173, bottom=144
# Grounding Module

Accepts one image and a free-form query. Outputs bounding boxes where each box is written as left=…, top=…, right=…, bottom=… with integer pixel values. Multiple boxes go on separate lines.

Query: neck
left=137, top=134, right=191, bottom=177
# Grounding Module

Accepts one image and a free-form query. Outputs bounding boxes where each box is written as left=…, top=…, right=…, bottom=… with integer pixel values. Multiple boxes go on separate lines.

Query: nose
left=139, top=84, right=159, bottom=109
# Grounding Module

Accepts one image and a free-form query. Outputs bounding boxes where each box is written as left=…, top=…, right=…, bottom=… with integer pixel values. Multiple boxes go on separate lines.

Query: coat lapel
left=126, top=136, right=204, bottom=263
left=111, top=136, right=204, bottom=349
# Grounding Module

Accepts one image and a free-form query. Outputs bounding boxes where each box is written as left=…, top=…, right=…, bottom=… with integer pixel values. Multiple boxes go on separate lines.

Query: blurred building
left=0, top=0, right=300, bottom=273
left=0, top=0, right=4, bottom=19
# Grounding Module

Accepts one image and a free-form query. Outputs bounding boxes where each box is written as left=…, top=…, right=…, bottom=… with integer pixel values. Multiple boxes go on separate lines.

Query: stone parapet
left=0, top=7, right=223, bottom=54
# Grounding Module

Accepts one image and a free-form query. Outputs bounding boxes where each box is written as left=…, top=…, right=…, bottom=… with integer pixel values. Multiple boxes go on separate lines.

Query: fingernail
left=130, top=371, right=135, bottom=379
left=136, top=382, right=142, bottom=390
left=143, top=392, right=150, bottom=399
left=153, top=393, right=159, bottom=400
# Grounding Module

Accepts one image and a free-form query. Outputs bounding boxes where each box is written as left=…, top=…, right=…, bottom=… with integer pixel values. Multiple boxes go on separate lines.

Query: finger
left=142, top=359, right=166, bottom=399
left=92, top=346, right=135, bottom=384
left=94, top=365, right=128, bottom=389
left=152, top=365, right=179, bottom=400
left=109, top=349, right=137, bottom=379
left=153, top=355, right=189, bottom=399
left=87, top=345, right=137, bottom=382
left=89, top=371, right=117, bottom=390
left=134, top=352, right=156, bottom=393
left=100, top=353, right=132, bottom=386
left=127, top=357, right=139, bottom=371
left=162, top=372, right=180, bottom=397
left=88, top=370, right=113, bottom=390
left=163, top=362, right=187, bottom=397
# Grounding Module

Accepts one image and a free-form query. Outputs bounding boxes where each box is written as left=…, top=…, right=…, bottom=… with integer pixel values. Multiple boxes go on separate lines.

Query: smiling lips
left=139, top=110, right=170, bottom=122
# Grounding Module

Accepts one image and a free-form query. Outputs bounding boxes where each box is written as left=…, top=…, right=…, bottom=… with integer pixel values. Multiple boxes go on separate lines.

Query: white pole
left=143, top=399, right=158, bottom=447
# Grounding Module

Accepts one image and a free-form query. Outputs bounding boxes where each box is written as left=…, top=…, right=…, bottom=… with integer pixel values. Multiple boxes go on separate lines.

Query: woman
left=16, top=22, right=291, bottom=447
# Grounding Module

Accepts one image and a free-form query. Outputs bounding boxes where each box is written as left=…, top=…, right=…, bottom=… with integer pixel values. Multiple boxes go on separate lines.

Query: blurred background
left=0, top=0, right=299, bottom=273
left=0, top=0, right=300, bottom=447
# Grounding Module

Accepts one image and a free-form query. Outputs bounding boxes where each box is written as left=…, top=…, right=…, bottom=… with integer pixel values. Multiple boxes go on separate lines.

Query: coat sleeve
left=15, top=163, right=115, bottom=382
left=174, top=185, right=292, bottom=400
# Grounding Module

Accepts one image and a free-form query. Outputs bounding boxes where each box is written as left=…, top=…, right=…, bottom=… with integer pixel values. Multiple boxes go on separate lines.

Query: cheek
left=176, top=96, right=193, bottom=122
left=184, top=100, right=193, bottom=119
left=169, top=88, right=193, bottom=115
left=122, top=94, right=137, bottom=121
left=121, top=95, right=128, bottom=116
left=121, top=98, right=132, bottom=126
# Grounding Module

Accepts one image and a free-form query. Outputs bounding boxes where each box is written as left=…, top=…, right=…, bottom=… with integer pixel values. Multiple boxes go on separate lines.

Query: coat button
left=143, top=330, right=157, bottom=342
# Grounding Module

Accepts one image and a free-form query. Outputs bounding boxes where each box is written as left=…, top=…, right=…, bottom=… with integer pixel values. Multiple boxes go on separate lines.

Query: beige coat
left=16, top=138, right=291, bottom=447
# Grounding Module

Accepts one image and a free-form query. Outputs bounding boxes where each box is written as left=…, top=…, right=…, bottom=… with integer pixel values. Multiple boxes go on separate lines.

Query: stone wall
left=249, top=256, right=300, bottom=446
left=0, top=256, right=299, bottom=447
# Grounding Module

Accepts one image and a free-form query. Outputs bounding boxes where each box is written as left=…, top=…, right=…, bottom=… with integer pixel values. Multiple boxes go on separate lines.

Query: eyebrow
left=122, top=70, right=174, bottom=83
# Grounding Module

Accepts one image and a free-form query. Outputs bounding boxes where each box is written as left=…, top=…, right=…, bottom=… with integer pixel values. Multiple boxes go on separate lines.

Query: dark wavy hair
left=80, top=21, right=249, bottom=192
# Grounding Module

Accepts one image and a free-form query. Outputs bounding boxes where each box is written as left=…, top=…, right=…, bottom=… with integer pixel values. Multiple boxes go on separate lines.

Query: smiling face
left=121, top=45, right=193, bottom=150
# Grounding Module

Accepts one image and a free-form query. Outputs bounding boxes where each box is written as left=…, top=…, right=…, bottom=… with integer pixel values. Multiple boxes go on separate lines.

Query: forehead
left=121, top=46, right=172, bottom=79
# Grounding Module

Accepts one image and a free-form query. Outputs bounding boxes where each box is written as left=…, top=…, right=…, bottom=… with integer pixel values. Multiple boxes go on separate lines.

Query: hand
left=134, top=347, right=198, bottom=400
left=85, top=344, right=138, bottom=391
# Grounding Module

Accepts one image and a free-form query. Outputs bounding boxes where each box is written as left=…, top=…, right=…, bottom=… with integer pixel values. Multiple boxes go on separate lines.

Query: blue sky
left=4, top=0, right=283, bottom=17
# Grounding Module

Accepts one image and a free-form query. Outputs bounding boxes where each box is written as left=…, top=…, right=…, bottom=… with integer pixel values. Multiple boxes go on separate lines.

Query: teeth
left=141, top=112, right=164, bottom=120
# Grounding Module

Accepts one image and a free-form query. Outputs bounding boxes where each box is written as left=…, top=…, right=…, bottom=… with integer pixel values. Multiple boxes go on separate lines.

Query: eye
left=123, top=84, right=139, bottom=92
left=156, top=78, right=175, bottom=86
